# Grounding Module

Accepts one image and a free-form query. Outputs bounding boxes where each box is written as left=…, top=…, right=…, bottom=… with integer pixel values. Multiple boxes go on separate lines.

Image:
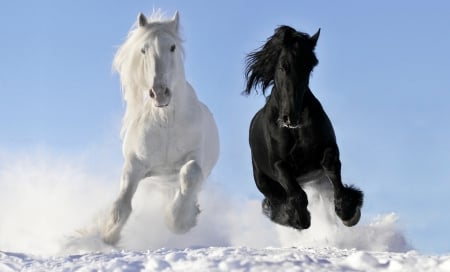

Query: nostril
left=164, top=88, right=170, bottom=96
left=282, top=115, right=289, bottom=124
left=149, top=89, right=155, bottom=98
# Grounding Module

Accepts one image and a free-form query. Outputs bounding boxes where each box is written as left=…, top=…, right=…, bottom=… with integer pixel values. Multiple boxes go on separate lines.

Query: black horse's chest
left=285, top=126, right=320, bottom=161
left=271, top=107, right=316, bottom=156
left=267, top=116, right=324, bottom=177
left=292, top=129, right=321, bottom=161
left=250, top=98, right=333, bottom=179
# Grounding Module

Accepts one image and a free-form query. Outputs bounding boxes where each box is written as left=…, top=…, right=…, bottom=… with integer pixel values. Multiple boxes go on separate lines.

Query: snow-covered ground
left=3, top=247, right=450, bottom=272
left=1, top=154, right=450, bottom=271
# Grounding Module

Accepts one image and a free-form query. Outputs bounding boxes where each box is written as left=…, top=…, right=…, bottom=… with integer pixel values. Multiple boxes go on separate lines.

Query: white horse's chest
left=124, top=106, right=201, bottom=167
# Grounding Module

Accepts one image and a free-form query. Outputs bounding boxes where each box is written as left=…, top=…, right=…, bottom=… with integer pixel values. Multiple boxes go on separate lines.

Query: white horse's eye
left=170, top=44, right=176, bottom=52
left=141, top=47, right=146, bottom=54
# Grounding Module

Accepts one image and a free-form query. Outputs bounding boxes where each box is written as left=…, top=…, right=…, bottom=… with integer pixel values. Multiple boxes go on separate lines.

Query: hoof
left=102, top=201, right=132, bottom=245
left=335, top=185, right=363, bottom=226
left=165, top=204, right=200, bottom=234
left=262, top=196, right=310, bottom=230
left=262, top=198, right=274, bottom=218
left=342, top=206, right=361, bottom=227
left=165, top=192, right=200, bottom=234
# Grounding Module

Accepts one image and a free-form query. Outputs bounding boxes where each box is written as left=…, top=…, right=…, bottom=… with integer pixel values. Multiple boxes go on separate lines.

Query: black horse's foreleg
left=321, top=147, right=363, bottom=226
left=253, top=160, right=311, bottom=229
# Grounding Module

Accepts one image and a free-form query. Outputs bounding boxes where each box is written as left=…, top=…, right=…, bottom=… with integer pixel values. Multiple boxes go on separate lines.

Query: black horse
left=244, top=26, right=363, bottom=230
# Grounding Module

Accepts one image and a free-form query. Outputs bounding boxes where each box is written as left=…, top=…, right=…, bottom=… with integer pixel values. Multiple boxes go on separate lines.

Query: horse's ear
left=171, top=11, right=180, bottom=32
left=138, top=13, right=148, bottom=27
left=310, top=28, right=320, bottom=47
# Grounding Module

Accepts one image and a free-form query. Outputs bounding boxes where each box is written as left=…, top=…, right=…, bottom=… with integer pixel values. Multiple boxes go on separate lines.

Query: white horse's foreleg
left=103, top=158, right=145, bottom=245
left=165, top=160, right=203, bottom=234
left=179, top=160, right=203, bottom=195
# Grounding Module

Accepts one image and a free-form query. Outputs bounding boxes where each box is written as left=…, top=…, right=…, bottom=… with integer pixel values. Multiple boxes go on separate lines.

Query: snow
left=1, top=154, right=450, bottom=271
left=2, top=247, right=450, bottom=272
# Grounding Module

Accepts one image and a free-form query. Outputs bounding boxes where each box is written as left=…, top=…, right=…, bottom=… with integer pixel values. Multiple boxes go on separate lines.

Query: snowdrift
left=1, top=152, right=449, bottom=271
left=0, top=152, right=410, bottom=255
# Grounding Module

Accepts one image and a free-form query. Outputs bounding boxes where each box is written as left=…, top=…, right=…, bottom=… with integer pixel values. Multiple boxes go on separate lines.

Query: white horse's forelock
left=113, top=10, right=184, bottom=137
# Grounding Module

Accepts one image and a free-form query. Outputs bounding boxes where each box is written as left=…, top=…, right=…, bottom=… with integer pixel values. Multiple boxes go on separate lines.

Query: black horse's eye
left=278, top=59, right=290, bottom=73
left=279, top=63, right=289, bottom=73
left=170, top=44, right=176, bottom=52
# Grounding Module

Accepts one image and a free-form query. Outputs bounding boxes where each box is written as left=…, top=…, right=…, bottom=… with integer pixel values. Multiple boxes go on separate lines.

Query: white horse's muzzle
left=150, top=86, right=171, bottom=107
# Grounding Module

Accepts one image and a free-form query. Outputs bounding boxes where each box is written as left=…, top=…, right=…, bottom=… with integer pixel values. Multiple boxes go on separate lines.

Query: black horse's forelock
left=243, top=25, right=318, bottom=96
left=244, top=27, right=285, bottom=95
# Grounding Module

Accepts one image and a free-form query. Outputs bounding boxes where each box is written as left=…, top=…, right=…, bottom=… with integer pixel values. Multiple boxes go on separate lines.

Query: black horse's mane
left=244, top=25, right=319, bottom=96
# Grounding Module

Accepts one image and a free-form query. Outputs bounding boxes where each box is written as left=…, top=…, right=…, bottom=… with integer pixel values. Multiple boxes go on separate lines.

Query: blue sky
left=1, top=1, right=449, bottom=254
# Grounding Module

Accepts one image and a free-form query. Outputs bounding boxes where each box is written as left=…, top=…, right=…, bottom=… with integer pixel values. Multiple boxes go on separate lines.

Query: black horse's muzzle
left=278, top=112, right=301, bottom=129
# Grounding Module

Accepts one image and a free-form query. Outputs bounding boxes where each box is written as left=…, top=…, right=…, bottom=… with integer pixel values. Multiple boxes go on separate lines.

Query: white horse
left=103, top=11, right=219, bottom=245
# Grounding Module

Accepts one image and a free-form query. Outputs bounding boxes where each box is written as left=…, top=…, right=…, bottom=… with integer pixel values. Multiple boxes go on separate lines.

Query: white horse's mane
left=113, top=10, right=184, bottom=137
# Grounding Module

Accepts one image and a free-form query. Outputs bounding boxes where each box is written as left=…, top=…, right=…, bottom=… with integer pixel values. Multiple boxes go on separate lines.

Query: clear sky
left=0, top=1, right=449, bottom=254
